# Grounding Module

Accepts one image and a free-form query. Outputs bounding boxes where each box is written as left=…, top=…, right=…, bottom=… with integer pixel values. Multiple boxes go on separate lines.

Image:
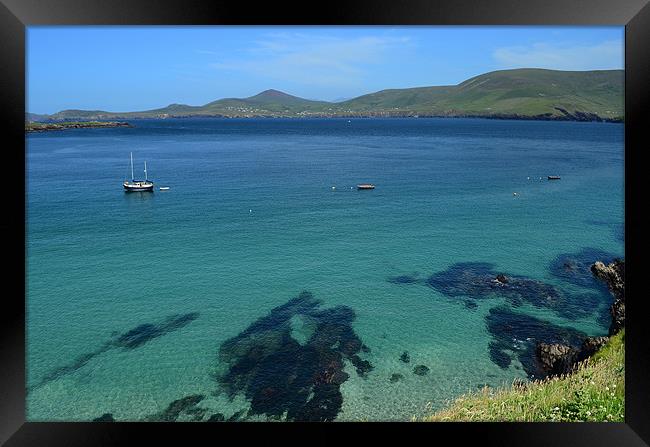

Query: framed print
left=1, top=0, right=648, bottom=445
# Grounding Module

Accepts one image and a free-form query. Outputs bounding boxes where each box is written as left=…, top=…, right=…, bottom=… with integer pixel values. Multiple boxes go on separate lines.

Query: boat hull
left=123, top=182, right=154, bottom=192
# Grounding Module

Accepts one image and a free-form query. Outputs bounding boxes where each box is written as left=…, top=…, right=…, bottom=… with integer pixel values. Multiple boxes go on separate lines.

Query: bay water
left=26, top=118, right=624, bottom=421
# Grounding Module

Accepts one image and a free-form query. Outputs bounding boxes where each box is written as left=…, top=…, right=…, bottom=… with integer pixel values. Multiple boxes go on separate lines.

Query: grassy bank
left=423, top=330, right=624, bottom=422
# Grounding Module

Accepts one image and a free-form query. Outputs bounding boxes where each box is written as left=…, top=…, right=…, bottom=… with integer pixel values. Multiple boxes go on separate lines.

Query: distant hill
left=33, top=69, right=624, bottom=122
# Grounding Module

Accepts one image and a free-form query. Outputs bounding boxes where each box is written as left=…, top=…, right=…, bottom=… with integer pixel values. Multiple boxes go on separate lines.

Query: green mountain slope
left=37, top=68, right=624, bottom=122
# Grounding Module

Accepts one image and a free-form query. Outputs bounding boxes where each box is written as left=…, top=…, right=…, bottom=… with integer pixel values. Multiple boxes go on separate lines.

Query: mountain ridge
left=32, top=68, right=624, bottom=122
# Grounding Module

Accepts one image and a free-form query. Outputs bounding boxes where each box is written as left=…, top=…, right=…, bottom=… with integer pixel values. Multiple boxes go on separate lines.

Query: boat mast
left=130, top=152, right=134, bottom=181
left=144, top=161, right=148, bottom=181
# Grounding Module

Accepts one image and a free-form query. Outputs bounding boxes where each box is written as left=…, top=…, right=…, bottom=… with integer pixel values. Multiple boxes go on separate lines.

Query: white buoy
left=513, top=192, right=518, bottom=196
left=249, top=209, right=252, bottom=213
left=332, top=186, right=336, bottom=190
left=527, top=177, right=530, bottom=180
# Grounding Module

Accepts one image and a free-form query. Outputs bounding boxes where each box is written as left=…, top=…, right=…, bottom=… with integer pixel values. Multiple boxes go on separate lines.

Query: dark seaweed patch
left=115, top=313, right=200, bottom=349
left=615, top=224, right=624, bottom=243
left=427, top=262, right=562, bottom=309
left=148, top=394, right=206, bottom=422
left=485, top=306, right=587, bottom=379
left=464, top=300, right=478, bottom=310
left=215, top=291, right=372, bottom=422
left=426, top=262, right=609, bottom=321
left=390, top=373, right=404, bottom=383
left=32, top=347, right=112, bottom=392
left=585, top=220, right=624, bottom=244
left=548, top=248, right=619, bottom=288
left=29, top=312, right=200, bottom=393
left=92, top=413, right=115, bottom=422
left=413, top=365, right=430, bottom=376
left=226, top=409, right=248, bottom=422
left=387, top=274, right=420, bottom=285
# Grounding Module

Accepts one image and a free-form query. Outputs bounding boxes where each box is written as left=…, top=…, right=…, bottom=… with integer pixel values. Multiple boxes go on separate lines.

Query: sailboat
left=123, top=152, right=154, bottom=192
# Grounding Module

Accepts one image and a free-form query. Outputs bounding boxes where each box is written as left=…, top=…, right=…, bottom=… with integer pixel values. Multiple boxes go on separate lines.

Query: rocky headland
left=535, top=259, right=625, bottom=377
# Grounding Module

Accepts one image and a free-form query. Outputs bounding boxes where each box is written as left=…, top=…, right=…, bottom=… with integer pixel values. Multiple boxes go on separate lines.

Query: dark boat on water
left=123, top=152, right=154, bottom=192
left=357, top=184, right=375, bottom=190
left=548, top=175, right=561, bottom=180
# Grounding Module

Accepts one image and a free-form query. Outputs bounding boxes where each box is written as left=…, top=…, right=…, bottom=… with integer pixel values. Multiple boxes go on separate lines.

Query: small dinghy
left=357, top=184, right=375, bottom=190
left=159, top=186, right=170, bottom=191
left=548, top=175, right=561, bottom=180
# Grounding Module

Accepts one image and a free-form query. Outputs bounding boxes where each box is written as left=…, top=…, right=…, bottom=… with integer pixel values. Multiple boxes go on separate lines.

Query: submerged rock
left=92, top=413, right=115, bottom=422
left=350, top=355, right=374, bottom=377
left=413, top=365, right=430, bottom=376
left=389, top=373, right=404, bottom=383
left=214, top=291, right=372, bottom=422
left=399, top=351, right=410, bottom=363
left=207, top=413, right=225, bottom=422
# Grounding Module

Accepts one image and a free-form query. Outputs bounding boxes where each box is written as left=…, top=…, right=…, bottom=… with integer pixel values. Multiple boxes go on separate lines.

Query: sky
left=27, top=26, right=624, bottom=114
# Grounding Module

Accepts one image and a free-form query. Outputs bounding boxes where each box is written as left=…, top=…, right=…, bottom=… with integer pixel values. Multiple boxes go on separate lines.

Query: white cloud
left=493, top=39, right=623, bottom=71
left=210, top=32, right=411, bottom=87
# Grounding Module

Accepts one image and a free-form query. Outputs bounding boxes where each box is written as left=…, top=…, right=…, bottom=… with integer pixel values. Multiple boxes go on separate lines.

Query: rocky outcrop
left=536, top=343, right=576, bottom=376
left=534, top=258, right=624, bottom=378
left=591, top=260, right=625, bottom=335
left=537, top=336, right=609, bottom=377
left=495, top=274, right=509, bottom=285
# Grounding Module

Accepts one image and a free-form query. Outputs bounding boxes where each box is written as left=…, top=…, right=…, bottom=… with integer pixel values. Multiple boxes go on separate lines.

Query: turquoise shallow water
left=26, top=118, right=624, bottom=421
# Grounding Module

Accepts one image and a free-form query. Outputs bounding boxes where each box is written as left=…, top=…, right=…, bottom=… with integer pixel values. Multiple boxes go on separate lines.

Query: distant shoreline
left=25, top=121, right=132, bottom=133
left=27, top=114, right=623, bottom=126
left=27, top=69, right=624, bottom=124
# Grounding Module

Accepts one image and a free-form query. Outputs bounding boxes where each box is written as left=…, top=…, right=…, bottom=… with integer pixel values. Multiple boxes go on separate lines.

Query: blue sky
left=27, top=26, right=624, bottom=114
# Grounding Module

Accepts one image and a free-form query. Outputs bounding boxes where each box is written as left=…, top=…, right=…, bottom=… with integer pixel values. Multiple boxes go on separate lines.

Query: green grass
left=422, top=330, right=625, bottom=422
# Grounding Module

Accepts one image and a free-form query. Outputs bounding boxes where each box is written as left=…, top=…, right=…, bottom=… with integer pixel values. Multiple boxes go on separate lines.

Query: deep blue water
left=26, top=118, right=624, bottom=421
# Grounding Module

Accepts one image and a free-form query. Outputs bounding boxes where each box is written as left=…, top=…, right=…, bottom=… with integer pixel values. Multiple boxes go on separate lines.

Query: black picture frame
left=1, top=0, right=647, bottom=445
